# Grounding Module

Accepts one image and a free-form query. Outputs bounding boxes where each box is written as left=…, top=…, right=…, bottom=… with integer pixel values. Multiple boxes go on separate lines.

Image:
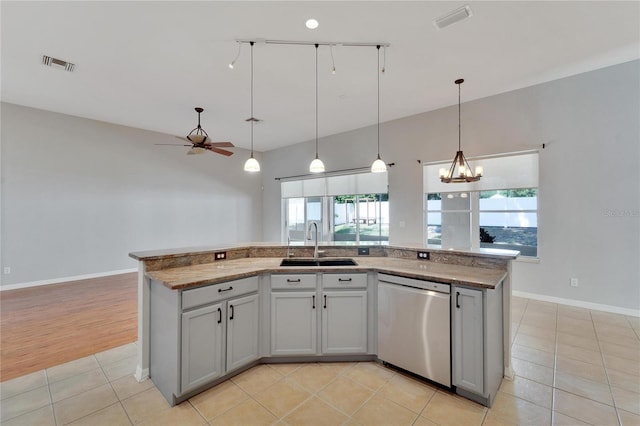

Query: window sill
left=514, top=256, right=540, bottom=264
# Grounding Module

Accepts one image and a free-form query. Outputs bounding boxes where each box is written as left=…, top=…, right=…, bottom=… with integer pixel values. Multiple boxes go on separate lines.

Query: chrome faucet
left=307, top=221, right=319, bottom=259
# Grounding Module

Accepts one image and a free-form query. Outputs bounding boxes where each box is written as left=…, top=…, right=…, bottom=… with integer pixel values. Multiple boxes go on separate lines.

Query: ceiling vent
left=42, top=55, right=75, bottom=72
left=434, top=5, right=473, bottom=30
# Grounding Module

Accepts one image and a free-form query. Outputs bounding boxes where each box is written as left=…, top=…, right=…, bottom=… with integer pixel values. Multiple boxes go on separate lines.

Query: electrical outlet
left=570, top=278, right=578, bottom=287
left=214, top=252, right=227, bottom=261
left=358, top=248, right=370, bottom=256
left=3, top=267, right=10, bottom=274
left=417, top=251, right=430, bottom=260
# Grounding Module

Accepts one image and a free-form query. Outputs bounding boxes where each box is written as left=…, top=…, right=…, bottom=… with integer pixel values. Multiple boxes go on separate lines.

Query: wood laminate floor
left=0, top=273, right=137, bottom=382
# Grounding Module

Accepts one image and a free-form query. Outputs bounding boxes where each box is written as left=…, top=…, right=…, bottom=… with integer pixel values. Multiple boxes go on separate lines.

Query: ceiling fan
left=156, top=107, right=234, bottom=156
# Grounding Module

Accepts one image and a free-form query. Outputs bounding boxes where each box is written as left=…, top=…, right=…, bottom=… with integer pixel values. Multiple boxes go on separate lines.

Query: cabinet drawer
left=182, top=277, right=259, bottom=310
left=271, top=274, right=316, bottom=289
left=322, top=273, right=367, bottom=289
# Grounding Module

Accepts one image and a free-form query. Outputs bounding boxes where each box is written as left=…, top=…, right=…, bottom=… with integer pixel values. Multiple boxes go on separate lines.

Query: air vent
left=434, top=5, right=473, bottom=30
left=42, top=55, right=75, bottom=72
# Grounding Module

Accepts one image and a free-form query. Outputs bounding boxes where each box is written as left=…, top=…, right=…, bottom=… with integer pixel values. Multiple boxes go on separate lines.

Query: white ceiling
left=2, top=1, right=639, bottom=152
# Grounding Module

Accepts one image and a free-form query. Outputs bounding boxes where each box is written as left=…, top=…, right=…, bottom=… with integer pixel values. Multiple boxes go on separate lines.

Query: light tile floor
left=1, top=297, right=639, bottom=425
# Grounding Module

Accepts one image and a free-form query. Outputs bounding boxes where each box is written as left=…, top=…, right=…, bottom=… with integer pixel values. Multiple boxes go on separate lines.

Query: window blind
left=423, top=151, right=539, bottom=194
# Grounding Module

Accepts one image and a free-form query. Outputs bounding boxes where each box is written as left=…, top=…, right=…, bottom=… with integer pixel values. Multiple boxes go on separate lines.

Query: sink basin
left=280, top=258, right=357, bottom=267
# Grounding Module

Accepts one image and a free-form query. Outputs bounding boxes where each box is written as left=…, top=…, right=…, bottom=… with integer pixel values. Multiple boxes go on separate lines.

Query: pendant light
left=244, top=41, right=260, bottom=172
left=439, top=78, right=483, bottom=183
left=371, top=45, right=387, bottom=173
left=309, top=44, right=325, bottom=173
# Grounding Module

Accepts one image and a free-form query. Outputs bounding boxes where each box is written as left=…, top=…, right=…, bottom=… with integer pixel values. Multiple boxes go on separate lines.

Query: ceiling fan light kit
left=440, top=78, right=483, bottom=183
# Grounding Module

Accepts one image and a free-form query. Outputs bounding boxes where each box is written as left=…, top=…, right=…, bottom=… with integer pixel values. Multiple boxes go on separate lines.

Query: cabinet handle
left=338, top=278, right=352, bottom=282
left=312, top=295, right=315, bottom=309
left=218, top=286, right=234, bottom=293
left=217, top=307, right=222, bottom=324
left=229, top=304, right=234, bottom=320
left=456, top=292, right=461, bottom=309
left=323, top=294, right=327, bottom=309
left=286, top=279, right=301, bottom=283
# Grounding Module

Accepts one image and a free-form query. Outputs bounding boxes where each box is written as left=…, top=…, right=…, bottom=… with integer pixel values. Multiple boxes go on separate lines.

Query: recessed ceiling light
left=306, top=18, right=319, bottom=29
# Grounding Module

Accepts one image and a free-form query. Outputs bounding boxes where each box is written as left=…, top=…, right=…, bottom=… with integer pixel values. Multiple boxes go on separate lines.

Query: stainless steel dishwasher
left=377, top=273, right=451, bottom=387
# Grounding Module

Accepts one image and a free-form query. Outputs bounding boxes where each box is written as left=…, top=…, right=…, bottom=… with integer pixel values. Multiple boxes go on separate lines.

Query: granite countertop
left=146, top=256, right=507, bottom=290
left=129, top=242, right=520, bottom=261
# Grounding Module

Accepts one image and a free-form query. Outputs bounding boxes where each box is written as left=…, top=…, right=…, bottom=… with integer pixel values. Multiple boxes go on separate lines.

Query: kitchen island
left=130, top=243, right=518, bottom=406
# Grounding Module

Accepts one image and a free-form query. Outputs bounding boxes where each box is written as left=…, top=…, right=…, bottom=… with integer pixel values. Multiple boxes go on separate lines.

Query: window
left=424, top=152, right=539, bottom=257
left=479, top=189, right=537, bottom=256
left=281, top=172, right=388, bottom=244
left=426, top=189, right=538, bottom=256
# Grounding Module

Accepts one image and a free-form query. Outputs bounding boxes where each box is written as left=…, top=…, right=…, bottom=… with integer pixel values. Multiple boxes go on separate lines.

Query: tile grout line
left=43, top=368, right=58, bottom=426
left=592, top=311, right=624, bottom=426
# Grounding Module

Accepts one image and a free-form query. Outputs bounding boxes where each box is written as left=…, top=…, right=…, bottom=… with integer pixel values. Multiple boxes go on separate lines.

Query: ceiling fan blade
left=208, top=147, right=234, bottom=156
left=206, top=141, right=234, bottom=147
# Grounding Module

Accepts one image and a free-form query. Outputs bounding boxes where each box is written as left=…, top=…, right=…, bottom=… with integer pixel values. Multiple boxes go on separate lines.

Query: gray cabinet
left=181, top=292, right=259, bottom=393
left=150, top=276, right=259, bottom=405
left=321, top=290, right=367, bottom=354
left=269, top=272, right=368, bottom=357
left=452, top=283, right=503, bottom=407
left=226, top=293, right=260, bottom=372
left=181, top=303, right=224, bottom=392
left=271, top=291, right=317, bottom=355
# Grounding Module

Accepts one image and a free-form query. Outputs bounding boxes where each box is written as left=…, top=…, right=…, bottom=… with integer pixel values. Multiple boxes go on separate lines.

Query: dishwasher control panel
left=378, top=273, right=450, bottom=293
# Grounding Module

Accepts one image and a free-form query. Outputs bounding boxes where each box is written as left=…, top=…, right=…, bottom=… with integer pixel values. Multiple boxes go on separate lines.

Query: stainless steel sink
left=280, top=258, right=357, bottom=267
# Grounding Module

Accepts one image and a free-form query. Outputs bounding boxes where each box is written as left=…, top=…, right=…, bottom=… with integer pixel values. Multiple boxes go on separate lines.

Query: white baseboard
left=1, top=268, right=139, bottom=291
left=513, top=290, right=640, bottom=318
left=135, top=366, right=150, bottom=382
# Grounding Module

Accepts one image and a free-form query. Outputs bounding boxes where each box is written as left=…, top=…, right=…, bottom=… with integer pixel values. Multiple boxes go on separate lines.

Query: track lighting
left=228, top=41, right=242, bottom=69
left=330, top=44, right=336, bottom=75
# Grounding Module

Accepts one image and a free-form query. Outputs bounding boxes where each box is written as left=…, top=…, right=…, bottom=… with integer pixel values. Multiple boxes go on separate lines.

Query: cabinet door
left=181, top=303, right=224, bottom=393
left=226, top=293, right=259, bottom=372
left=271, top=292, right=317, bottom=355
left=322, top=291, right=367, bottom=354
left=452, top=286, right=484, bottom=395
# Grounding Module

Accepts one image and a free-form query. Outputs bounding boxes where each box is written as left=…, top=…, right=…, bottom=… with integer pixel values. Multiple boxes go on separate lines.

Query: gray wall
left=1, top=104, right=263, bottom=286
left=262, top=60, right=640, bottom=311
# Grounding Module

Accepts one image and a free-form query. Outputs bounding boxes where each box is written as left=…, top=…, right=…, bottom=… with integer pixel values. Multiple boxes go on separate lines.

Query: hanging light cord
left=377, top=45, right=381, bottom=158
left=315, top=43, right=319, bottom=158
left=458, top=80, right=461, bottom=152
left=250, top=41, right=254, bottom=156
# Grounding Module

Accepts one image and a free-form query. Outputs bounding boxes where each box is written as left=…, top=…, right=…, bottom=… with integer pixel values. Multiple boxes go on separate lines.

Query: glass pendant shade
left=244, top=155, right=260, bottom=172
left=371, top=156, right=387, bottom=173
left=309, top=156, right=325, bottom=173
